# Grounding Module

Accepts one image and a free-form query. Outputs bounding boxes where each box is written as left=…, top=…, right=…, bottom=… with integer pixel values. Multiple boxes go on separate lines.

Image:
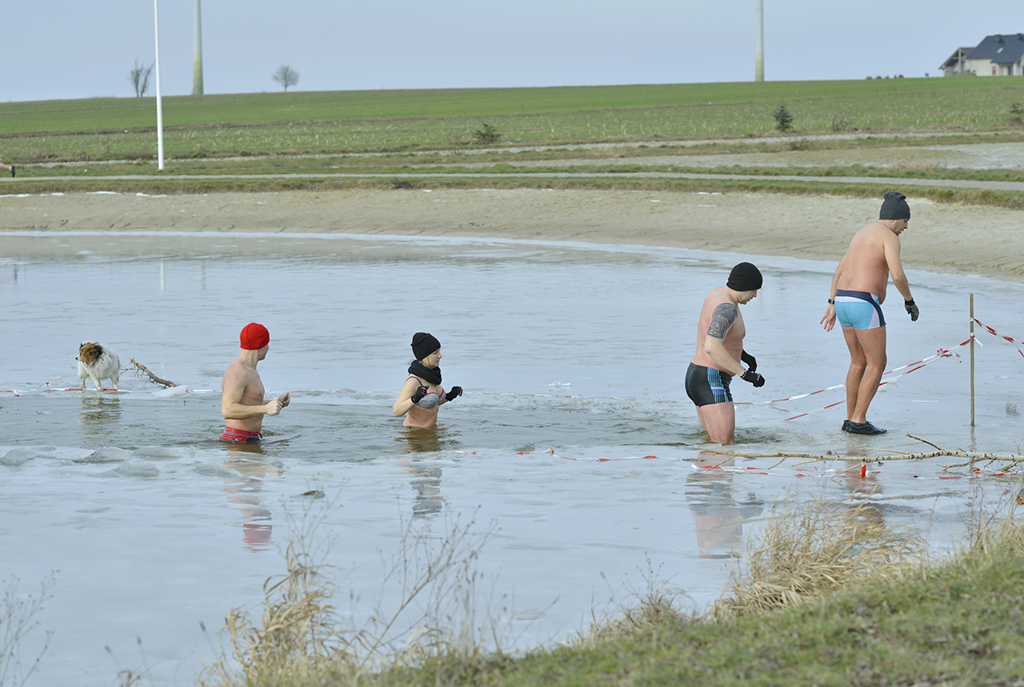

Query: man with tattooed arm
left=685, top=262, right=766, bottom=445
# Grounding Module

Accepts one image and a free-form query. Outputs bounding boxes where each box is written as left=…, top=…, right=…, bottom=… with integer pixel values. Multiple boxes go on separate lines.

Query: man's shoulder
left=223, top=360, right=256, bottom=384
left=851, top=222, right=896, bottom=248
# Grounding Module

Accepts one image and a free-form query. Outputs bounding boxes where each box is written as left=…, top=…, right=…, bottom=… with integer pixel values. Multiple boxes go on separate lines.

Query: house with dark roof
left=943, top=33, right=1024, bottom=76
left=940, top=47, right=974, bottom=75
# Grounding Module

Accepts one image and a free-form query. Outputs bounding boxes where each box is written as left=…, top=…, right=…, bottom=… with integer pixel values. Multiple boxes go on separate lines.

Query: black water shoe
left=9, top=166, right=14, bottom=177
left=842, top=419, right=851, bottom=432
left=846, top=421, right=886, bottom=435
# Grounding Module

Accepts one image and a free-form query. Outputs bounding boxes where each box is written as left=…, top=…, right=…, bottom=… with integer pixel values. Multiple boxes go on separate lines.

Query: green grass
left=3, top=78, right=1024, bottom=203
left=4, top=78, right=1024, bottom=159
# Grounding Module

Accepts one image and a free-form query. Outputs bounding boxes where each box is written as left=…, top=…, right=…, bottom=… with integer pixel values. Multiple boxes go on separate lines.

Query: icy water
left=3, top=229, right=1024, bottom=686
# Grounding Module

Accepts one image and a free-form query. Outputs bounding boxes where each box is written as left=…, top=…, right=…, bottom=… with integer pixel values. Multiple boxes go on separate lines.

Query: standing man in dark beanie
left=821, top=191, right=919, bottom=435
left=686, top=262, right=766, bottom=445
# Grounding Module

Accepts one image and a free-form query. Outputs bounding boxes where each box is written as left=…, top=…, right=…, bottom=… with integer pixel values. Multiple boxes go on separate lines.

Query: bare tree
left=272, top=65, right=300, bottom=92
left=128, top=59, right=154, bottom=98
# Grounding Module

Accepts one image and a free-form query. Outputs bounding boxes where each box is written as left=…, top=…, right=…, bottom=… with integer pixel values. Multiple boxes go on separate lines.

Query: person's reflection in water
left=685, top=452, right=764, bottom=559
left=395, top=425, right=447, bottom=519
left=223, top=441, right=282, bottom=551
left=840, top=446, right=885, bottom=528
left=79, top=393, right=122, bottom=436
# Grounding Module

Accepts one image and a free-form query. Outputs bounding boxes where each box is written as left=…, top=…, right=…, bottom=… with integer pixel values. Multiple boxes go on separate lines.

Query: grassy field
left=2, top=78, right=1024, bottom=204
left=2, top=78, right=1024, bottom=161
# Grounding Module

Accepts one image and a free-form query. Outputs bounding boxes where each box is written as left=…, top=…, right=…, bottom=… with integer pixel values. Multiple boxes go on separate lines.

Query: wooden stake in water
left=970, top=293, right=975, bottom=427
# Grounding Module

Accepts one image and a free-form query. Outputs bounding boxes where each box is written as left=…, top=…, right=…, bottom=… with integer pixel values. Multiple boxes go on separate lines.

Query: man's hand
left=905, top=299, right=919, bottom=321
left=741, top=369, right=765, bottom=387
left=821, top=303, right=837, bottom=332
left=740, top=351, right=757, bottom=373
left=411, top=385, right=428, bottom=404
left=265, top=397, right=284, bottom=415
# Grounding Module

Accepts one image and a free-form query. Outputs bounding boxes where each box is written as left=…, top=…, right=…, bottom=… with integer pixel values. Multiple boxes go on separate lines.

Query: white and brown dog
left=76, top=342, right=120, bottom=391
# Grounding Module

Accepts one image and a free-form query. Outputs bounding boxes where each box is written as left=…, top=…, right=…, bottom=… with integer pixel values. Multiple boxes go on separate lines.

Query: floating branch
left=128, top=357, right=176, bottom=388
left=700, top=434, right=1024, bottom=473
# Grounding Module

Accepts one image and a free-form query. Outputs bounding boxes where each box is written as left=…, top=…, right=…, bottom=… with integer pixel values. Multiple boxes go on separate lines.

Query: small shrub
left=471, top=122, right=501, bottom=145
left=830, top=112, right=853, bottom=132
left=389, top=178, right=414, bottom=190
left=1010, top=102, right=1024, bottom=126
left=772, top=103, right=794, bottom=132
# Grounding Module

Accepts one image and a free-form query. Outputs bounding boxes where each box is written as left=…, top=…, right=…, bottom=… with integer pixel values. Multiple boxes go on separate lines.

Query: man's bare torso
left=691, top=287, right=745, bottom=371
left=838, top=221, right=898, bottom=303
left=224, top=361, right=266, bottom=432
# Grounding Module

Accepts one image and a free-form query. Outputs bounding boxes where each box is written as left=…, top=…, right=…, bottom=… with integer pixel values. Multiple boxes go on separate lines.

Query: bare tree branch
left=128, top=60, right=154, bottom=98
left=272, top=65, right=300, bottom=92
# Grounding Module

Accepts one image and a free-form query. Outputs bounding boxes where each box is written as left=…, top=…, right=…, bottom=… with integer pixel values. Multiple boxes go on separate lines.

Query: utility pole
left=192, top=0, right=204, bottom=95
left=755, top=0, right=765, bottom=82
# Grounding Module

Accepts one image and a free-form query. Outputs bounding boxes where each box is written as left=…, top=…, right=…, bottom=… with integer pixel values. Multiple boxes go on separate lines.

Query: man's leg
left=697, top=402, right=736, bottom=445
left=846, top=326, right=887, bottom=424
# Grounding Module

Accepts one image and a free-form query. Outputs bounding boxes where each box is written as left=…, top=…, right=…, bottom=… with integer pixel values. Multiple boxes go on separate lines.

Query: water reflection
left=685, top=452, right=764, bottom=559
left=394, top=426, right=451, bottom=518
left=78, top=392, right=121, bottom=435
left=840, top=446, right=885, bottom=527
left=222, top=442, right=282, bottom=551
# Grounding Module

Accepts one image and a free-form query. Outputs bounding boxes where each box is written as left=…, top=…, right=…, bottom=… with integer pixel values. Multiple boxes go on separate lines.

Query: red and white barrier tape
left=973, top=318, right=1024, bottom=359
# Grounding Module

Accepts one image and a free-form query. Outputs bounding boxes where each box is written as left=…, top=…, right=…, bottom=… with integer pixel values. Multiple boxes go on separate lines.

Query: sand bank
left=1, top=188, right=1022, bottom=279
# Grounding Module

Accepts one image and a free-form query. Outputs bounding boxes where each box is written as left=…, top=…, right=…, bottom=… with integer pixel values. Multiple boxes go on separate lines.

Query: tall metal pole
left=755, top=0, right=765, bottom=82
left=153, top=0, right=165, bottom=170
left=193, top=0, right=204, bottom=95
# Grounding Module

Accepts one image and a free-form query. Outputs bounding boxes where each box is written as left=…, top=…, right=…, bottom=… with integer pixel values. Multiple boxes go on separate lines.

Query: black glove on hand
left=445, top=386, right=463, bottom=402
left=741, top=369, right=765, bottom=388
left=411, top=385, right=428, bottom=404
left=905, top=299, right=919, bottom=322
left=740, top=350, right=757, bottom=373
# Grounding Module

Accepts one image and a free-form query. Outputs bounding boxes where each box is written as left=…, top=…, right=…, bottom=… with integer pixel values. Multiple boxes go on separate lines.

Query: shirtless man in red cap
left=220, top=322, right=291, bottom=442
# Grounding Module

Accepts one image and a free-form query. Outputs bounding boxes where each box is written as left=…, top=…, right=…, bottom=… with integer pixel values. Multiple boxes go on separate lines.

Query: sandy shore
left=2, top=188, right=1023, bottom=279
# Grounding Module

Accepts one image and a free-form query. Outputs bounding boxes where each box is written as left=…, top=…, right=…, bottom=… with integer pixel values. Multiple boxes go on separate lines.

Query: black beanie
left=727, top=262, right=763, bottom=292
left=879, top=191, right=911, bottom=220
left=411, top=332, right=441, bottom=360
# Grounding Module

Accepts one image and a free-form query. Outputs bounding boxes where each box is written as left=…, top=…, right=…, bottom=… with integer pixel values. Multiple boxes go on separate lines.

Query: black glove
left=411, top=385, right=428, bottom=403
left=740, top=350, right=757, bottom=373
left=741, top=369, right=765, bottom=387
left=905, top=299, right=919, bottom=322
left=445, top=386, right=463, bottom=402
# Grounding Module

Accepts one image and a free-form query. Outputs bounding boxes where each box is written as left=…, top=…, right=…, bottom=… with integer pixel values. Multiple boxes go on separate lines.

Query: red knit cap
left=240, top=322, right=270, bottom=350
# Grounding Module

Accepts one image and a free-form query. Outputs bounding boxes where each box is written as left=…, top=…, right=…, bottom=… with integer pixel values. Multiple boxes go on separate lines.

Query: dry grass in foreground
left=706, top=490, right=926, bottom=619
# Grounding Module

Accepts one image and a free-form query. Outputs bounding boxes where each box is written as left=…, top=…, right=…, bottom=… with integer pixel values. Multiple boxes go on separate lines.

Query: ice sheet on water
left=109, top=461, right=160, bottom=479
left=193, top=463, right=240, bottom=478
left=1, top=448, right=36, bottom=466
left=75, top=447, right=131, bottom=463
left=131, top=446, right=189, bottom=461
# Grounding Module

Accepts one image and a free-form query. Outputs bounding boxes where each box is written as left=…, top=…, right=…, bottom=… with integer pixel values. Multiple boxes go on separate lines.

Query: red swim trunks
left=220, top=426, right=262, bottom=442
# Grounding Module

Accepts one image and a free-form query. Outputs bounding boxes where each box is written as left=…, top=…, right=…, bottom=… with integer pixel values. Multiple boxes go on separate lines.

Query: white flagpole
left=154, top=0, right=165, bottom=170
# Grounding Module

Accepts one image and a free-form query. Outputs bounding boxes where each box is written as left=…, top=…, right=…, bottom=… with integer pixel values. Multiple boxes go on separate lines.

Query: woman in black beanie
left=392, top=332, right=463, bottom=428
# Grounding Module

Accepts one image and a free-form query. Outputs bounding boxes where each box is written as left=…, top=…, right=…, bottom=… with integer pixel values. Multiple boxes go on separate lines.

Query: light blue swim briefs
left=834, top=290, right=886, bottom=330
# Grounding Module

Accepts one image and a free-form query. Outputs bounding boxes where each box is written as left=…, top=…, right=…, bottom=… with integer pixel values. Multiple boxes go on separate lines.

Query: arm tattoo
left=707, top=303, right=738, bottom=339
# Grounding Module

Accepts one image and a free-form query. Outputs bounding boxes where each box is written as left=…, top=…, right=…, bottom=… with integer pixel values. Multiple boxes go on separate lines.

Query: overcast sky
left=1, top=1, right=1013, bottom=103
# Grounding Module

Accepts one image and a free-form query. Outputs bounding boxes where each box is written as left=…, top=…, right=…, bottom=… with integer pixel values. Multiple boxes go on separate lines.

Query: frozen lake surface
left=2, top=230, right=1024, bottom=685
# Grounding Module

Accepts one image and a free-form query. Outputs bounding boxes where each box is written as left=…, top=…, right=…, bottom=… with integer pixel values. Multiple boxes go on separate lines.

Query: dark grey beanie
left=726, top=262, right=763, bottom=291
left=411, top=332, right=441, bottom=360
left=879, top=191, right=911, bottom=220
